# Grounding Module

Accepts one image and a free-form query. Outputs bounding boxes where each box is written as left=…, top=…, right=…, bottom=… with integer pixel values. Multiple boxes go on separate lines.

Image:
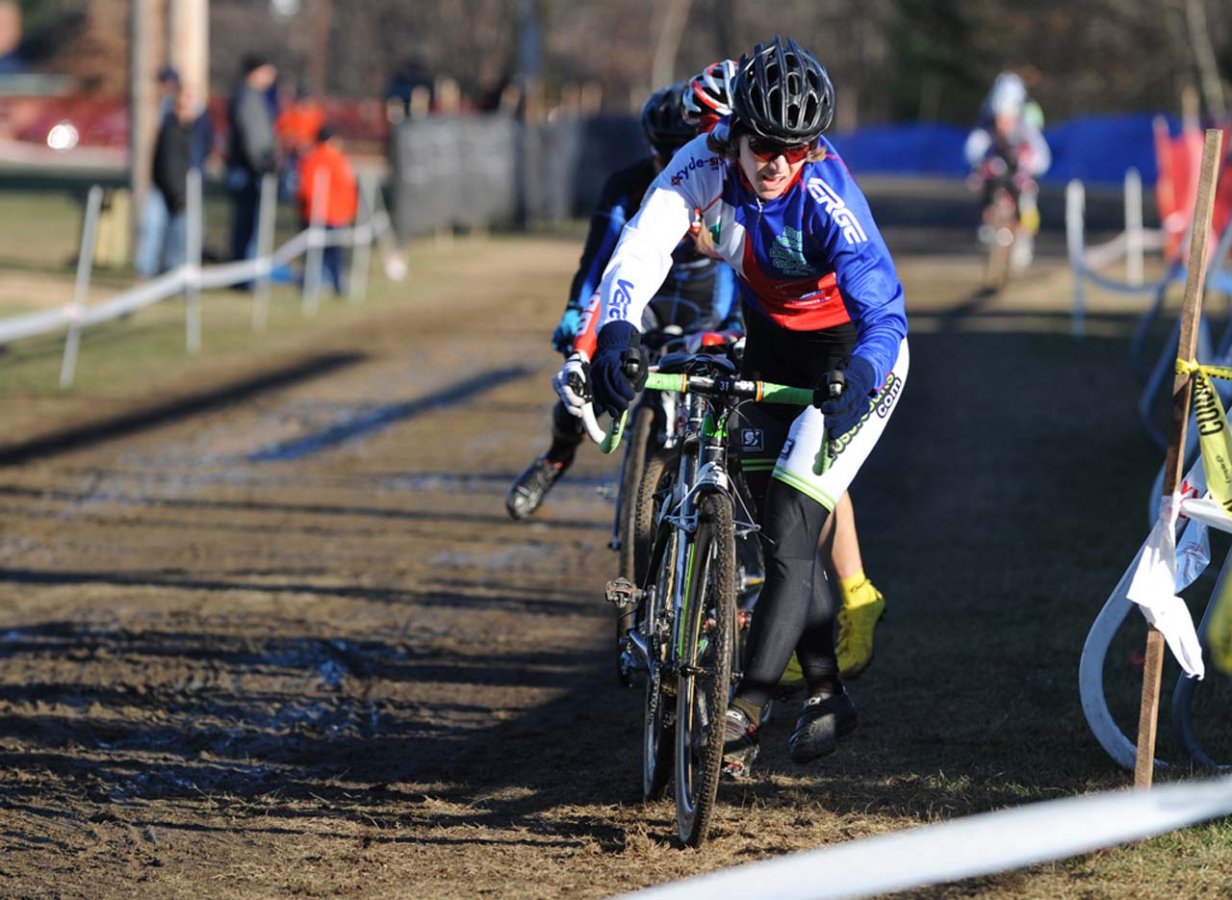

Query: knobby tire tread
left=675, top=492, right=737, bottom=847
left=642, top=510, right=676, bottom=802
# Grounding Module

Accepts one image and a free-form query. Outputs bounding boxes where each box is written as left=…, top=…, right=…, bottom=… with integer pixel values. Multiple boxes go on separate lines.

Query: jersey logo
left=607, top=278, right=635, bottom=321
left=770, top=226, right=812, bottom=277
left=807, top=177, right=868, bottom=246
left=875, top=372, right=903, bottom=418
left=741, top=428, right=764, bottom=452
left=670, top=155, right=723, bottom=187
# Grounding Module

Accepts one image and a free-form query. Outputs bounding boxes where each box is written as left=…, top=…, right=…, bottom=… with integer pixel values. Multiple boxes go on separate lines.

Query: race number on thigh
left=773, top=339, right=910, bottom=509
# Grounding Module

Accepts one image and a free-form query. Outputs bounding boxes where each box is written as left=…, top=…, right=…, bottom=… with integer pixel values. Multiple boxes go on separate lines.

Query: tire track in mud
left=0, top=246, right=648, bottom=895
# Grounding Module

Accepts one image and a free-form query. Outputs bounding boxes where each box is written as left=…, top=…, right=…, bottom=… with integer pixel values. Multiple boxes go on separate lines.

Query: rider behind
left=578, top=37, right=909, bottom=775
left=505, top=84, right=738, bottom=519
left=964, top=70, right=1051, bottom=270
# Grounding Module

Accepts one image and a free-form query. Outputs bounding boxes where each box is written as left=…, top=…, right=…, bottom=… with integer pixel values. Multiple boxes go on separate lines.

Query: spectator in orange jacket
left=297, top=124, right=357, bottom=294
left=276, top=87, right=325, bottom=196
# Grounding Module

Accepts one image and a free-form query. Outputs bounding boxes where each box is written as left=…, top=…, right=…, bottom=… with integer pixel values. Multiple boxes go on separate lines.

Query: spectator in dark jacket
left=151, top=87, right=202, bottom=271
left=227, top=54, right=279, bottom=267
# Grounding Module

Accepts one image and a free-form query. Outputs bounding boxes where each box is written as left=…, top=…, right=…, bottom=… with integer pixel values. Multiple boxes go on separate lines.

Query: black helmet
left=641, top=83, right=695, bottom=157
left=733, top=36, right=834, bottom=142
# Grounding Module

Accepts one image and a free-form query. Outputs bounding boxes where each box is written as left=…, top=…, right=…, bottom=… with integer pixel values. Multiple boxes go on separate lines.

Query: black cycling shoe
left=505, top=455, right=568, bottom=520
left=721, top=707, right=760, bottom=779
left=788, top=688, right=857, bottom=764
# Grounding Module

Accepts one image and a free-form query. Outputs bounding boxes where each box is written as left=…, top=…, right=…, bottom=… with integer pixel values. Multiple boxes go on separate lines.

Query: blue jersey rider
left=569, top=37, right=909, bottom=776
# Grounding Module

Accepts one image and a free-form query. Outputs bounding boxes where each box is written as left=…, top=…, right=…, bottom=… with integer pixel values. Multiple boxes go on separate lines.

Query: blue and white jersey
left=596, top=128, right=907, bottom=385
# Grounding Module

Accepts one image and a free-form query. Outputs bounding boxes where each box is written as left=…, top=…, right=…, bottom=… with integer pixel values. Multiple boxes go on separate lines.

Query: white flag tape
left=622, top=777, right=1232, bottom=900
left=1126, top=495, right=1205, bottom=679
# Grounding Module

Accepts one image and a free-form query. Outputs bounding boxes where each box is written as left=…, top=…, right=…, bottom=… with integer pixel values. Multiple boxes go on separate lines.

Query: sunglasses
left=746, top=135, right=812, bottom=164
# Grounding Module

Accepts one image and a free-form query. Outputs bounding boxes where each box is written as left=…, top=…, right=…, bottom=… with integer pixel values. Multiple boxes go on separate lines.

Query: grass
left=0, top=189, right=382, bottom=445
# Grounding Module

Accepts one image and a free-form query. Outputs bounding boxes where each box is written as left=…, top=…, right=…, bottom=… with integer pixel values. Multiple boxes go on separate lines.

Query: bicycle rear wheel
left=618, top=404, right=657, bottom=585
left=633, top=449, right=671, bottom=587
left=674, top=492, right=737, bottom=847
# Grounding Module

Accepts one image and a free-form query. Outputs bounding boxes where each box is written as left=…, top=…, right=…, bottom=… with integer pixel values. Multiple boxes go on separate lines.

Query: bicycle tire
left=985, top=188, right=1016, bottom=289
left=675, top=492, right=737, bottom=847
left=618, top=404, right=657, bottom=585
left=633, top=450, right=671, bottom=588
left=642, top=509, right=678, bottom=801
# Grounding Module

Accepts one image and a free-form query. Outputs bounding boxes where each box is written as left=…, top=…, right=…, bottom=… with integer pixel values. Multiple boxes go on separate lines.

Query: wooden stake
left=1134, top=128, right=1225, bottom=788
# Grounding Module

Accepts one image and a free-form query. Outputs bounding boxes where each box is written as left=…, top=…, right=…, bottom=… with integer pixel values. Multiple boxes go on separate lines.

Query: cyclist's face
left=738, top=135, right=807, bottom=199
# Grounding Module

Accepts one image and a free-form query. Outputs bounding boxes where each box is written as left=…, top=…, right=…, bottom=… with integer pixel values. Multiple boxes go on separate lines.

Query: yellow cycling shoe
left=836, top=578, right=885, bottom=679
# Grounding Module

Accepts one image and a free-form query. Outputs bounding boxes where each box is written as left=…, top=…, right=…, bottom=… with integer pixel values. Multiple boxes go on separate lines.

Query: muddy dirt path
left=0, top=236, right=1196, bottom=898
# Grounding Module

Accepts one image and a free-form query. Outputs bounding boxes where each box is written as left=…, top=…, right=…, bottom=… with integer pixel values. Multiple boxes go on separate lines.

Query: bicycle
left=970, top=155, right=1033, bottom=290
left=591, top=350, right=820, bottom=846
left=575, top=301, right=739, bottom=657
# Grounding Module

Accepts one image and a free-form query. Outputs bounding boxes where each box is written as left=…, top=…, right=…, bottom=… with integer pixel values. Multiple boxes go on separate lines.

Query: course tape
left=1175, top=360, right=1232, bottom=673
left=0, top=216, right=389, bottom=349
left=620, top=777, right=1232, bottom=900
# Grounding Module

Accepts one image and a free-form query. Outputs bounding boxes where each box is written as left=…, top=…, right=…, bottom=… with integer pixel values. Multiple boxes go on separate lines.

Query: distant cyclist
left=505, top=83, right=740, bottom=520
left=964, top=71, right=1051, bottom=270
left=569, top=36, right=909, bottom=776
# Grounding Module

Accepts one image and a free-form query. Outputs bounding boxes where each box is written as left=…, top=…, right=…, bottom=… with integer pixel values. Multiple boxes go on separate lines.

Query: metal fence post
left=302, top=166, right=329, bottom=316
left=1066, top=179, right=1086, bottom=339
left=185, top=168, right=203, bottom=353
left=252, top=173, right=277, bottom=331
left=59, top=185, right=105, bottom=389
left=372, top=183, right=407, bottom=282
left=348, top=174, right=375, bottom=302
left=1125, top=168, right=1144, bottom=287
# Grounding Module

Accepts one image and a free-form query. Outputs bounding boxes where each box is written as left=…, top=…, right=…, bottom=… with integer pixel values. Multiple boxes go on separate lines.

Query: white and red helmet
left=682, top=59, right=737, bottom=133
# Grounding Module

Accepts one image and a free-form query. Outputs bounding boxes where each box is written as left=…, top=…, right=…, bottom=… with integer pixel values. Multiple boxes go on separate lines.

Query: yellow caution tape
left=1178, top=359, right=1232, bottom=672
left=1190, top=368, right=1232, bottom=516
left=1209, top=577, right=1232, bottom=673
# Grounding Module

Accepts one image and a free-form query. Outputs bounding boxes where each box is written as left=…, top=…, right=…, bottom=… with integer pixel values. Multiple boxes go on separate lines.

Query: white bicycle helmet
left=682, top=59, right=737, bottom=128
left=987, top=72, right=1027, bottom=117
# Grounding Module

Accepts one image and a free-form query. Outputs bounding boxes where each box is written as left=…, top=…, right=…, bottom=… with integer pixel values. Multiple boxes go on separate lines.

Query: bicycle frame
left=601, top=360, right=815, bottom=845
left=626, top=372, right=788, bottom=680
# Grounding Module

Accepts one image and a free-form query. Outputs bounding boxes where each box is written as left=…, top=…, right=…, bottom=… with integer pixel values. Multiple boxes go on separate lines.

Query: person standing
left=297, top=124, right=357, bottom=295
left=227, top=54, right=279, bottom=270
left=135, top=67, right=184, bottom=277
left=150, top=86, right=205, bottom=271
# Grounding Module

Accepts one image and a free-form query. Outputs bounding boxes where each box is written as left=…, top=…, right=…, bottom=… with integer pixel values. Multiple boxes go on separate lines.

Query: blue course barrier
left=830, top=114, right=1173, bottom=187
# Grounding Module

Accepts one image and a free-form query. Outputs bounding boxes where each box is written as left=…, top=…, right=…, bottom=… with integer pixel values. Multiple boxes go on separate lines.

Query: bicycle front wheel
left=674, top=492, right=737, bottom=847
left=985, top=188, right=1016, bottom=289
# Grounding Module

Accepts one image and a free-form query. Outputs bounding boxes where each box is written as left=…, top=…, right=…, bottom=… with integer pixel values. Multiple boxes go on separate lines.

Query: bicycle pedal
left=605, top=577, right=641, bottom=609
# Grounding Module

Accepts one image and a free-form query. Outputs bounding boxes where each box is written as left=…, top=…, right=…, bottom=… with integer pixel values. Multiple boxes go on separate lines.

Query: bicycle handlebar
left=591, top=371, right=827, bottom=464
left=641, top=371, right=814, bottom=405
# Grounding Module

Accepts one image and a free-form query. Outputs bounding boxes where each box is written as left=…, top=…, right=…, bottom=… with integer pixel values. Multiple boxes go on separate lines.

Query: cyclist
left=505, top=83, right=739, bottom=520
left=964, top=71, right=1051, bottom=270
left=571, top=36, right=909, bottom=775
